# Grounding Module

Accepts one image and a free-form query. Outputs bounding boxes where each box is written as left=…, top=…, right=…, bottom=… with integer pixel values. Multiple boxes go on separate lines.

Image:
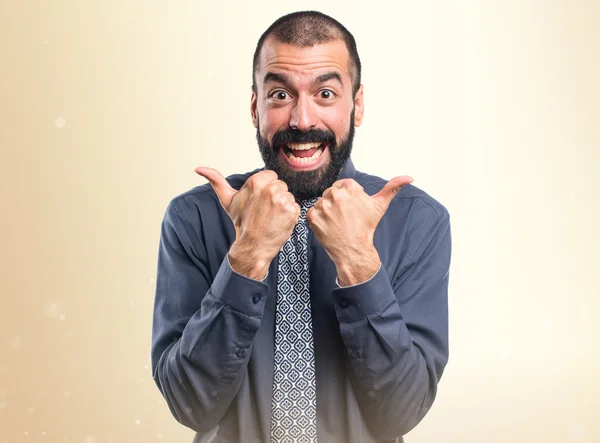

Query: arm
left=331, top=209, right=451, bottom=440
left=151, top=199, right=270, bottom=432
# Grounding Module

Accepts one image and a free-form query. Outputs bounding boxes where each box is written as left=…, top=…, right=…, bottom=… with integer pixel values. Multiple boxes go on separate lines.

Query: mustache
left=271, top=128, right=336, bottom=149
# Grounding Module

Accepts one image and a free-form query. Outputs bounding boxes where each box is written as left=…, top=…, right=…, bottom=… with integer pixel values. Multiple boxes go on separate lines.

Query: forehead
left=257, top=38, right=351, bottom=83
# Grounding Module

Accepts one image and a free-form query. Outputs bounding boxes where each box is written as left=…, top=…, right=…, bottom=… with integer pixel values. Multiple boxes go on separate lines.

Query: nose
left=289, top=95, right=317, bottom=131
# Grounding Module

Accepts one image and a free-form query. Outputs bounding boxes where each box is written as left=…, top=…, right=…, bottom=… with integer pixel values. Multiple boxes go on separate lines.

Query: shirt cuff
left=335, top=262, right=381, bottom=288
left=210, top=255, right=270, bottom=315
left=331, top=264, right=395, bottom=322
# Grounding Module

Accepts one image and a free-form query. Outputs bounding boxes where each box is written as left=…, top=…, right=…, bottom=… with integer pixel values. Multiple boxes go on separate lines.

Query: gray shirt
left=151, top=158, right=451, bottom=443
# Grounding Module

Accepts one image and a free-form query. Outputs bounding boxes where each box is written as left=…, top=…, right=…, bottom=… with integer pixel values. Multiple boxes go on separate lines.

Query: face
left=251, top=38, right=364, bottom=200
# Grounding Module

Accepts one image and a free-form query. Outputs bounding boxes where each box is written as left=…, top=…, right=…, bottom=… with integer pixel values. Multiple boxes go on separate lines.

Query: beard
left=256, top=110, right=355, bottom=201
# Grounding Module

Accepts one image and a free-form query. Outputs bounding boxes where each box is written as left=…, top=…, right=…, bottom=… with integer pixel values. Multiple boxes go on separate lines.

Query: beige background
left=1, top=1, right=599, bottom=442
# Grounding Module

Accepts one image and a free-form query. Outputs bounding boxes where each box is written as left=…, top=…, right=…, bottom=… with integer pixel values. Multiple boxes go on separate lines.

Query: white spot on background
left=55, top=116, right=66, bottom=128
left=144, top=364, right=149, bottom=370
left=83, top=436, right=95, bottom=443
left=23, top=431, right=28, bottom=436
left=44, top=40, right=48, bottom=44
left=44, top=302, right=61, bottom=318
left=135, top=419, right=140, bottom=425
left=497, top=343, right=510, bottom=360
left=150, top=277, right=155, bottom=284
left=567, top=423, right=587, bottom=440
left=59, top=314, right=66, bottom=321
left=10, top=337, right=21, bottom=349
left=41, top=432, right=46, bottom=436
left=156, top=433, right=164, bottom=440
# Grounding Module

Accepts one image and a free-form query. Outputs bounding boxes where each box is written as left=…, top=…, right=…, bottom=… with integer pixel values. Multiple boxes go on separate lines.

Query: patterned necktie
left=271, top=198, right=318, bottom=443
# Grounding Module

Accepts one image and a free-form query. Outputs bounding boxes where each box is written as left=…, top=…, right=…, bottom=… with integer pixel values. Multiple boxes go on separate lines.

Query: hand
left=307, top=176, right=413, bottom=286
left=194, top=167, right=301, bottom=280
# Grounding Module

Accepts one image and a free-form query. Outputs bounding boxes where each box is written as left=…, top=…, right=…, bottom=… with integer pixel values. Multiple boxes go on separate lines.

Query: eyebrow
left=314, top=72, right=342, bottom=86
left=263, top=71, right=343, bottom=88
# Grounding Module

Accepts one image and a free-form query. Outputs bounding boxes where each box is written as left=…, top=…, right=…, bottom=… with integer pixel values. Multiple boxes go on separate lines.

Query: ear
left=251, top=86, right=259, bottom=128
left=353, top=84, right=364, bottom=127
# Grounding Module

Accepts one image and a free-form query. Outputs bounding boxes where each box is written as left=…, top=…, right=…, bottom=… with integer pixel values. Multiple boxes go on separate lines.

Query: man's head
left=251, top=11, right=364, bottom=200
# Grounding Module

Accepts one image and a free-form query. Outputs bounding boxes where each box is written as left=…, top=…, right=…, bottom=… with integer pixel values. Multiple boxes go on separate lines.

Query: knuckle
left=265, top=182, right=281, bottom=196
left=330, top=188, right=342, bottom=201
left=275, top=180, right=288, bottom=192
left=270, top=192, right=283, bottom=205
left=245, top=176, right=256, bottom=190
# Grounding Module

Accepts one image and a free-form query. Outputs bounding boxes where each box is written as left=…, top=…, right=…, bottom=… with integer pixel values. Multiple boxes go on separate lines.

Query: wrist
left=335, top=246, right=380, bottom=287
left=228, top=239, right=272, bottom=280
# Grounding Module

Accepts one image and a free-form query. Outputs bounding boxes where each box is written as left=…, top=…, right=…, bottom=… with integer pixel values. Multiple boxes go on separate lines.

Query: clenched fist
left=195, top=167, right=300, bottom=280
left=307, top=176, right=413, bottom=287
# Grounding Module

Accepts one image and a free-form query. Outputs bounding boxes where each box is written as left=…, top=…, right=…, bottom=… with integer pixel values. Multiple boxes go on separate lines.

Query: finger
left=247, top=169, right=279, bottom=190
left=265, top=179, right=289, bottom=195
left=281, top=192, right=295, bottom=206
left=194, top=166, right=238, bottom=211
left=371, top=175, right=414, bottom=212
left=332, top=178, right=353, bottom=189
left=322, top=187, right=333, bottom=198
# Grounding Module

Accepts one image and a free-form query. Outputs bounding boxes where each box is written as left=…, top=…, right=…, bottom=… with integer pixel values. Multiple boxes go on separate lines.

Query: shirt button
left=252, top=294, right=261, bottom=304
left=236, top=349, right=246, bottom=358
left=351, top=349, right=360, bottom=359
left=340, top=299, right=349, bottom=308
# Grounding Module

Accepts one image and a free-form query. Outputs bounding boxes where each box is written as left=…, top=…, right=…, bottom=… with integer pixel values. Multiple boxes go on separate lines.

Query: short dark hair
left=252, top=11, right=362, bottom=96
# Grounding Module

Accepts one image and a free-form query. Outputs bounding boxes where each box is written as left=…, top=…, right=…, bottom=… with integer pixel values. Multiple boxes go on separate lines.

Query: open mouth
left=282, top=142, right=327, bottom=165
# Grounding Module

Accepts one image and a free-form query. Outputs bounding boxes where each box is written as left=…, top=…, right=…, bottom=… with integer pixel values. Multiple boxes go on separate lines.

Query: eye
left=270, top=90, right=290, bottom=100
left=318, top=89, right=335, bottom=99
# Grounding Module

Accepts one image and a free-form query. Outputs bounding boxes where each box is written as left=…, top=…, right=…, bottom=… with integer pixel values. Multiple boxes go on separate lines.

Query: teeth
left=287, top=142, right=322, bottom=150
left=287, top=147, right=323, bottom=163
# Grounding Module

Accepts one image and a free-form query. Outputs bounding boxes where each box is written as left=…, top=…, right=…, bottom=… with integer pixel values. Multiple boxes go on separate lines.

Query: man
left=151, top=10, right=451, bottom=443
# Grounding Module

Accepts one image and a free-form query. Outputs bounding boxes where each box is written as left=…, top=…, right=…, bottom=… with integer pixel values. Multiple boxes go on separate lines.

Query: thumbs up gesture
left=306, top=176, right=413, bottom=287
left=195, top=167, right=301, bottom=280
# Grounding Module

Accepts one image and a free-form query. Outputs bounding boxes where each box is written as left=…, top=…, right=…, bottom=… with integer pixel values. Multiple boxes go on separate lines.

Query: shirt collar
left=338, top=157, right=356, bottom=179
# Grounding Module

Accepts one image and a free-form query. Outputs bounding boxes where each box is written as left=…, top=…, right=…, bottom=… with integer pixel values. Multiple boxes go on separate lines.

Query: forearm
left=332, top=210, right=451, bottom=439
left=153, top=255, right=269, bottom=432
left=332, top=266, right=446, bottom=439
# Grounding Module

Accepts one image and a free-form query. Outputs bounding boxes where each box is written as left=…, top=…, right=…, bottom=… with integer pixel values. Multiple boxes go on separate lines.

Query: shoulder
left=162, top=167, right=263, bottom=230
left=355, top=169, right=450, bottom=262
left=354, top=169, right=448, bottom=220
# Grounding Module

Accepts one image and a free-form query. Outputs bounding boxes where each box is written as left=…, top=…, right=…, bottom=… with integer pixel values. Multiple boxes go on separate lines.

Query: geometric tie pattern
left=270, top=198, right=318, bottom=443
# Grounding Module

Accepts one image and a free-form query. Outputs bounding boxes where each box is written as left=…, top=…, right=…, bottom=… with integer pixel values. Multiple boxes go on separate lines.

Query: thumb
left=371, top=175, right=414, bottom=213
left=194, top=166, right=237, bottom=211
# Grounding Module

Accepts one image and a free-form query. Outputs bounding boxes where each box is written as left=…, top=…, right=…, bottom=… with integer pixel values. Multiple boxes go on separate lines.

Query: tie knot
left=298, top=197, right=317, bottom=220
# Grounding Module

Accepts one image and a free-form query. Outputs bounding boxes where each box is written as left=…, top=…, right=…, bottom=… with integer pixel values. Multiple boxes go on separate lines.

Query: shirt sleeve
left=151, top=199, right=270, bottom=433
left=331, top=208, right=451, bottom=440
